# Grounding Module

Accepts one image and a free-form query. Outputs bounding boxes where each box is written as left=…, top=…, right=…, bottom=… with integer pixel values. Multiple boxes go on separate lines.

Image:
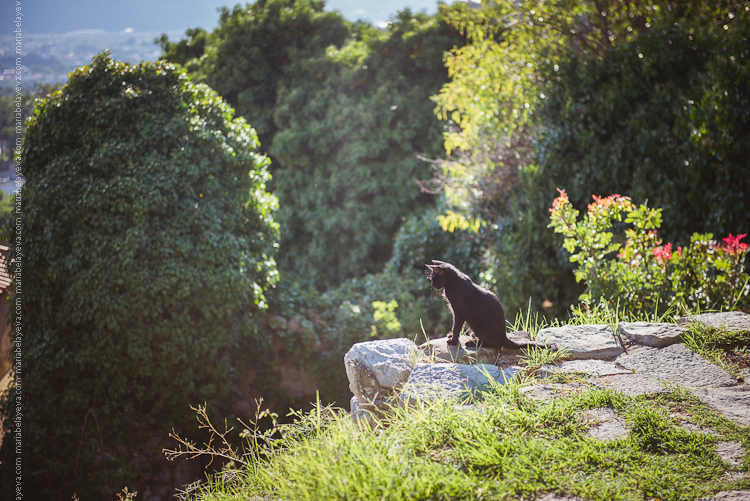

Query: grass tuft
left=175, top=378, right=750, bottom=501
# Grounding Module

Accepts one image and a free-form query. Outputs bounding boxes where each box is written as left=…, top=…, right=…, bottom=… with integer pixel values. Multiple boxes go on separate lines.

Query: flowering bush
left=549, top=189, right=750, bottom=315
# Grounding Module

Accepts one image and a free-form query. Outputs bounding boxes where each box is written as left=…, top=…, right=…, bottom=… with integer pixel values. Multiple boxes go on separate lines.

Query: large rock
left=716, top=442, right=745, bottom=466
left=419, top=335, right=498, bottom=365
left=678, top=311, right=750, bottom=332
left=593, top=373, right=669, bottom=396
left=691, top=385, right=750, bottom=426
left=519, top=383, right=592, bottom=403
left=536, top=324, right=624, bottom=360
left=344, top=338, right=418, bottom=407
left=615, top=343, right=736, bottom=388
left=617, top=322, right=685, bottom=348
left=400, top=363, right=520, bottom=405
left=537, top=359, right=632, bottom=380
left=703, top=491, right=750, bottom=500
left=580, top=407, right=628, bottom=441
left=350, top=396, right=377, bottom=426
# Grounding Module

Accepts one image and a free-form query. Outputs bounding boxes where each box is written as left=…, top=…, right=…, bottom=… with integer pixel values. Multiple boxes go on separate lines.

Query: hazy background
left=1, top=0, right=441, bottom=34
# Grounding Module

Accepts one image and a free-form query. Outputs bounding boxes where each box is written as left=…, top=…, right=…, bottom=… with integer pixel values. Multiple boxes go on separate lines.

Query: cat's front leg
left=447, top=313, right=465, bottom=346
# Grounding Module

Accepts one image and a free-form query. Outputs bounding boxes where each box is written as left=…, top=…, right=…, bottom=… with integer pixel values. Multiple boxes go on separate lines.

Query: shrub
left=270, top=10, right=464, bottom=285
left=0, top=53, right=278, bottom=499
left=548, top=190, right=750, bottom=315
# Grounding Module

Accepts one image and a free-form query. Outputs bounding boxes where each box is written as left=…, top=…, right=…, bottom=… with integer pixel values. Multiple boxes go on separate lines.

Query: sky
left=2, top=0, right=443, bottom=35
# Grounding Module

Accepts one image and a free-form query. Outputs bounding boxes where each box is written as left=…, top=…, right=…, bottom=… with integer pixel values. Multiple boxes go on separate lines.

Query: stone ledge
left=617, top=321, right=684, bottom=348
left=537, top=324, right=624, bottom=360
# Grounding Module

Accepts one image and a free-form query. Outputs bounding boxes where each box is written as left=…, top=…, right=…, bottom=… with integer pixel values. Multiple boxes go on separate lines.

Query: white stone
left=615, top=343, right=736, bottom=388
left=617, top=321, right=685, bottom=348
left=702, top=491, right=750, bottom=500
left=536, top=324, right=624, bottom=360
left=519, top=383, right=591, bottom=403
left=716, top=442, right=745, bottom=466
left=400, top=363, right=520, bottom=405
left=537, top=359, right=633, bottom=379
left=344, top=338, right=418, bottom=406
left=593, top=373, right=669, bottom=396
left=419, top=335, right=498, bottom=365
left=679, top=311, right=750, bottom=332
left=691, top=385, right=750, bottom=426
left=580, top=407, right=628, bottom=441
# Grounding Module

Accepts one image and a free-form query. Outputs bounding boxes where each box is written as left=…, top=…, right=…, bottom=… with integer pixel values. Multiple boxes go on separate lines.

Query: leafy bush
left=0, top=53, right=278, bottom=500
left=163, top=3, right=465, bottom=287
left=549, top=190, right=750, bottom=315
left=160, top=0, right=350, bottom=150
left=270, top=10, right=463, bottom=285
left=427, top=0, right=750, bottom=320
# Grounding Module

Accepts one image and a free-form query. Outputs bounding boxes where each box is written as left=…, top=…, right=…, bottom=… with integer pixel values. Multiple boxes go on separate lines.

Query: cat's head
left=425, top=260, right=450, bottom=290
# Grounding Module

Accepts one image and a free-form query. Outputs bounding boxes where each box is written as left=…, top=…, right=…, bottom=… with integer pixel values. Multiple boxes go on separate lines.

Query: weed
left=508, top=299, right=549, bottom=338
left=173, top=379, right=749, bottom=501
left=682, top=321, right=750, bottom=377
left=519, top=345, right=571, bottom=368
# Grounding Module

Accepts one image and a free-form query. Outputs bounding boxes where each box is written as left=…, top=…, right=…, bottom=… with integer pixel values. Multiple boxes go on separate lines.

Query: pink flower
left=652, top=242, right=673, bottom=263
left=586, top=193, right=631, bottom=212
left=722, top=234, right=749, bottom=256
left=550, top=188, right=569, bottom=213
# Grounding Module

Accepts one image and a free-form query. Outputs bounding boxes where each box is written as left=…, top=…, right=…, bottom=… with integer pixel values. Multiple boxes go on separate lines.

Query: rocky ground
left=344, top=311, right=750, bottom=501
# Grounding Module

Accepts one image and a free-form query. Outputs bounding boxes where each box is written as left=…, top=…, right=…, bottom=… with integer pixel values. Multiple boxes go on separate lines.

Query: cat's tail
left=465, top=336, right=558, bottom=352
left=501, top=338, right=558, bottom=352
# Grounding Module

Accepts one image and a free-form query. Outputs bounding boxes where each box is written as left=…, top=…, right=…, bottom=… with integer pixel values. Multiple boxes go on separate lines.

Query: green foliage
left=0, top=53, right=279, bottom=500
left=156, top=28, right=208, bottom=67
left=428, top=0, right=750, bottom=320
left=0, top=190, right=13, bottom=229
left=0, top=85, right=57, bottom=161
left=160, top=0, right=350, bottom=151
left=163, top=2, right=465, bottom=286
left=549, top=191, right=750, bottom=315
left=535, top=0, right=750, bottom=243
left=271, top=9, right=464, bottom=284
left=372, top=299, right=402, bottom=335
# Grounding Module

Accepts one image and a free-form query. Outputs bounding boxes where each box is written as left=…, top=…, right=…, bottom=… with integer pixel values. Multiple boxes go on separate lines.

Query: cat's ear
left=425, top=264, right=444, bottom=275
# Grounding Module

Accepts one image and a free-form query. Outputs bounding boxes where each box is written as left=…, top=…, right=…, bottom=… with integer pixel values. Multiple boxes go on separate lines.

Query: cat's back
left=446, top=273, right=500, bottom=311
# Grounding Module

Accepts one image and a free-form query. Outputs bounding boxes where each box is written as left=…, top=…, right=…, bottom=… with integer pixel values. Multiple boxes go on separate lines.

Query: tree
left=160, top=0, right=351, bottom=151
left=163, top=2, right=465, bottom=286
left=270, top=10, right=464, bottom=285
left=0, top=53, right=279, bottom=500
left=430, top=0, right=750, bottom=318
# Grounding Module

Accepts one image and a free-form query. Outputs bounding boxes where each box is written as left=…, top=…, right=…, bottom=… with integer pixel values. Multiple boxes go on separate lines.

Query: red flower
left=587, top=193, right=631, bottom=212
left=722, top=234, right=749, bottom=256
left=550, top=188, right=569, bottom=213
left=652, top=242, right=673, bottom=263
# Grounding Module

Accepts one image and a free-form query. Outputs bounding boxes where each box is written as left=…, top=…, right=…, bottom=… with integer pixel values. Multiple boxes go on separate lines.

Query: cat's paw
left=463, top=338, right=480, bottom=348
left=446, top=336, right=460, bottom=346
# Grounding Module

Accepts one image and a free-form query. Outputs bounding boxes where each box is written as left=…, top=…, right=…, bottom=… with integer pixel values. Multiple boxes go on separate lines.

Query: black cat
left=426, top=260, right=553, bottom=351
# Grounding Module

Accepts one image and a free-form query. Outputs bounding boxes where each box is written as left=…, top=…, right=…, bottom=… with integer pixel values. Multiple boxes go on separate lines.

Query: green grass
left=519, top=345, right=571, bottom=368
left=682, top=321, right=750, bottom=379
left=169, top=305, right=750, bottom=501
left=175, top=378, right=749, bottom=501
